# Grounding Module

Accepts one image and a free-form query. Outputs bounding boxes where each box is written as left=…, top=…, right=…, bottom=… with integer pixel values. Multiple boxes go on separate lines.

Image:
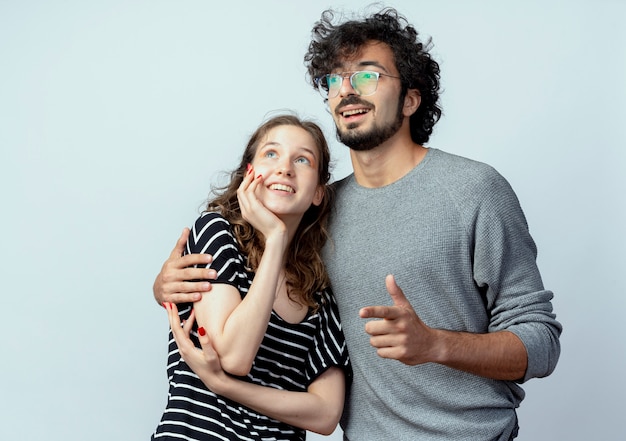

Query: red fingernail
left=198, top=327, right=206, bottom=336
left=246, top=163, right=252, bottom=173
left=256, top=174, right=262, bottom=179
left=162, top=302, right=168, bottom=309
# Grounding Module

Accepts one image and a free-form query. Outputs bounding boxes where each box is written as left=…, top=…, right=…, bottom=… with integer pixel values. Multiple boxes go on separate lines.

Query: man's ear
left=403, top=89, right=421, bottom=117
left=312, top=185, right=324, bottom=206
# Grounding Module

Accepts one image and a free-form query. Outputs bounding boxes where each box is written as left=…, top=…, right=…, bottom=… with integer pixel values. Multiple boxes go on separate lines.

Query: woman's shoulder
left=190, top=211, right=232, bottom=237
left=188, top=211, right=237, bottom=251
left=193, top=210, right=229, bottom=228
left=313, top=288, right=342, bottom=319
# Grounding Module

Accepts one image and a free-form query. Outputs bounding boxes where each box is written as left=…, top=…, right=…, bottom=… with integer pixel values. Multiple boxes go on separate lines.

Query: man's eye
left=328, top=75, right=342, bottom=87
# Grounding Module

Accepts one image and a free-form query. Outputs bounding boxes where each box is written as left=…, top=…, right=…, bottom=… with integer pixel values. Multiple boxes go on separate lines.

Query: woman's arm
left=193, top=171, right=290, bottom=376
left=192, top=231, right=286, bottom=376
left=167, top=303, right=346, bottom=435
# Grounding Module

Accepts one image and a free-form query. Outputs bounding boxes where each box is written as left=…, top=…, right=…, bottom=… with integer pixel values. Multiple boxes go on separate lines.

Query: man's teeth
left=342, top=109, right=369, bottom=117
left=269, top=184, right=295, bottom=193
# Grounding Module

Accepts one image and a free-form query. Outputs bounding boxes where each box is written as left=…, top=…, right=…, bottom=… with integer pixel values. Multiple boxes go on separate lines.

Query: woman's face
left=251, top=125, right=324, bottom=221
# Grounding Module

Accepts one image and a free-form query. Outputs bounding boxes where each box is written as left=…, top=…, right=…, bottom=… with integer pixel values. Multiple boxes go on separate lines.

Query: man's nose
left=338, top=74, right=357, bottom=97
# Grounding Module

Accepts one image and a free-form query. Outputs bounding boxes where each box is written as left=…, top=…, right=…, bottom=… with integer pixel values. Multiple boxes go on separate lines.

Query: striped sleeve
left=186, top=211, right=243, bottom=287
left=305, top=289, right=352, bottom=384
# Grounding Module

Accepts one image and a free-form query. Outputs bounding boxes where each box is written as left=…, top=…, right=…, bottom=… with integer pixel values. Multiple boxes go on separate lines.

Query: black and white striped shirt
left=153, top=212, right=350, bottom=441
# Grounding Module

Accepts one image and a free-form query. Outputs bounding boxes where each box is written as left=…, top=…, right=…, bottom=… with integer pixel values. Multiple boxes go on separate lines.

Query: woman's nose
left=276, top=161, right=294, bottom=177
left=278, top=168, right=293, bottom=177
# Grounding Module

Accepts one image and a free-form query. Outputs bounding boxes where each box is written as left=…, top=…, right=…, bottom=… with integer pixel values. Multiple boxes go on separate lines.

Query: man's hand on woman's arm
left=153, top=228, right=216, bottom=305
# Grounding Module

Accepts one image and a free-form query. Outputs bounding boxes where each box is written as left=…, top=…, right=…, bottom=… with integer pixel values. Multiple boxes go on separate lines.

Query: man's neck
left=349, top=135, right=428, bottom=188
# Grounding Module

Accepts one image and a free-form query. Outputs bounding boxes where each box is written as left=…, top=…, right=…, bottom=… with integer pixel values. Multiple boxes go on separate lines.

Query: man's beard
left=335, top=97, right=405, bottom=152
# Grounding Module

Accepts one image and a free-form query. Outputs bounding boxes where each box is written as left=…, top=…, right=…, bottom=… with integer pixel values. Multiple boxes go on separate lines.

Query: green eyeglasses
left=315, top=71, right=400, bottom=99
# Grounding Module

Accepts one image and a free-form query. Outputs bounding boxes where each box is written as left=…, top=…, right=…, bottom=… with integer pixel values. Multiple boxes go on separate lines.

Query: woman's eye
left=264, top=151, right=277, bottom=159
left=295, top=157, right=311, bottom=165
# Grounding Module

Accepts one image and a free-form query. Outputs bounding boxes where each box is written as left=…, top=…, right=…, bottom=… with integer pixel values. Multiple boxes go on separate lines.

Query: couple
left=152, top=7, right=562, bottom=441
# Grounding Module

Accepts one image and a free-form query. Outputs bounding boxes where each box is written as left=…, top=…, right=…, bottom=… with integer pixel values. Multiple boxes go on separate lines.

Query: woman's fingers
left=165, top=302, right=181, bottom=330
left=238, top=166, right=265, bottom=223
left=237, top=165, right=256, bottom=215
left=183, top=308, right=196, bottom=334
left=165, top=302, right=197, bottom=359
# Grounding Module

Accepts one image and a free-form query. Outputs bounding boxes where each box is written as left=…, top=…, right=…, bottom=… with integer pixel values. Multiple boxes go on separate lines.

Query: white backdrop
left=1, top=1, right=624, bottom=440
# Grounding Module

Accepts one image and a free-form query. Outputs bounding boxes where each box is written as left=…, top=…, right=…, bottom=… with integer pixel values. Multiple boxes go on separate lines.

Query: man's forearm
left=433, top=329, right=527, bottom=381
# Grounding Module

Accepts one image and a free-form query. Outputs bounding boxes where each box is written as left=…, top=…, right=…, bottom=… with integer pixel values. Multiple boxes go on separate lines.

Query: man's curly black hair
left=304, top=7, right=442, bottom=145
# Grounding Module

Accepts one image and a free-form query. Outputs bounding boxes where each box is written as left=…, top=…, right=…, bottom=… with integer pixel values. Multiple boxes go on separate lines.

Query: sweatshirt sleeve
left=471, top=169, right=562, bottom=382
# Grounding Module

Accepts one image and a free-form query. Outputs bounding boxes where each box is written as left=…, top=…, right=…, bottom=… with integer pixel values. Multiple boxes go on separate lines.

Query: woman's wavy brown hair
left=206, top=114, right=333, bottom=310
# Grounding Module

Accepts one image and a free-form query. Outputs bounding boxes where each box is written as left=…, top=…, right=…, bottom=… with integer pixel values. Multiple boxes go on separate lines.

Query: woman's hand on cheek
left=237, top=164, right=287, bottom=242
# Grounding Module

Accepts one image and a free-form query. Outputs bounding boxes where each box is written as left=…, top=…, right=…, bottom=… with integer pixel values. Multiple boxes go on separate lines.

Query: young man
left=153, top=8, right=561, bottom=440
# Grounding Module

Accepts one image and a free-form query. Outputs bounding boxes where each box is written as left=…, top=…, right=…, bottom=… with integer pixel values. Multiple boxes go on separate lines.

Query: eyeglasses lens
left=319, top=72, right=380, bottom=98
left=351, top=72, right=378, bottom=96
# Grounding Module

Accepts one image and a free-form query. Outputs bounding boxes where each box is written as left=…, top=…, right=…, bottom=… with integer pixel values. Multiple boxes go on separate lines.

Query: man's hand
left=360, top=274, right=528, bottom=380
left=359, top=274, right=440, bottom=365
left=153, top=228, right=216, bottom=305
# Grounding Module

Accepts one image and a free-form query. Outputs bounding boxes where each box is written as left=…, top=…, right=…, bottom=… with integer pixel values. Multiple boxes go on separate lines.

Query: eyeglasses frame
left=315, top=70, right=401, bottom=99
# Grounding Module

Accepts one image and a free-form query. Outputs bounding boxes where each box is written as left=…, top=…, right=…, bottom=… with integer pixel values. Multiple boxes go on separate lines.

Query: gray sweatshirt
left=323, top=148, right=561, bottom=441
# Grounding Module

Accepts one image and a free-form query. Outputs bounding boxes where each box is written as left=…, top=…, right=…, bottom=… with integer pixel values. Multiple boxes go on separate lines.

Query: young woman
left=152, top=114, right=351, bottom=441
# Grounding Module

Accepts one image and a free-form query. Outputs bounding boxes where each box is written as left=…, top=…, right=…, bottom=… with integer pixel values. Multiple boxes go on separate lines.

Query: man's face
left=327, top=41, right=405, bottom=151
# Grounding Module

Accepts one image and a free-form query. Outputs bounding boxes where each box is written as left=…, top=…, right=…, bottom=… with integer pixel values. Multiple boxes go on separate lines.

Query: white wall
left=1, top=1, right=624, bottom=440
